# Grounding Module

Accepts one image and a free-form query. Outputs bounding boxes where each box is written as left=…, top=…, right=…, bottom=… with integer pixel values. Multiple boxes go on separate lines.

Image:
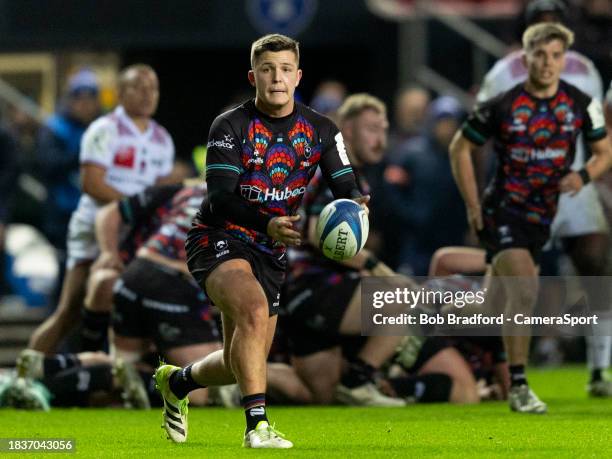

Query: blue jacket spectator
left=383, top=96, right=468, bottom=275
left=38, top=69, right=101, bottom=250
left=0, top=124, right=18, bottom=295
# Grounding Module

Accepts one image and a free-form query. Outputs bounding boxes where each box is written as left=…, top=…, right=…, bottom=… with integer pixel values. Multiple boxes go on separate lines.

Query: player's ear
left=248, top=70, right=256, bottom=87
left=295, top=69, right=302, bottom=88
left=521, top=51, right=528, bottom=69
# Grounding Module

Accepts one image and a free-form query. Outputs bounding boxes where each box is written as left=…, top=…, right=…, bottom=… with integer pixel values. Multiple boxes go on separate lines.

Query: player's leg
left=80, top=267, right=119, bottom=351
left=416, top=346, right=479, bottom=403
left=266, top=362, right=313, bottom=404
left=336, top=283, right=406, bottom=406
left=164, top=343, right=221, bottom=405
left=28, top=261, right=91, bottom=352
left=291, top=347, right=342, bottom=404
left=565, top=233, right=612, bottom=396
left=493, top=248, right=546, bottom=413
left=428, top=246, right=487, bottom=277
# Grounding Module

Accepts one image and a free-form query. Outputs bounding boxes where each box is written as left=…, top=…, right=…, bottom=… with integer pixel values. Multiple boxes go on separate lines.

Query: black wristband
left=364, top=254, right=380, bottom=270
left=578, top=168, right=591, bottom=185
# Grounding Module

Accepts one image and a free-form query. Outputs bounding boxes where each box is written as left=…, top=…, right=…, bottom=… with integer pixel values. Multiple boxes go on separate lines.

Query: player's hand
left=466, top=204, right=483, bottom=232
left=267, top=215, right=301, bottom=246
left=92, top=251, right=124, bottom=272
left=559, top=171, right=583, bottom=196
left=353, top=195, right=370, bottom=215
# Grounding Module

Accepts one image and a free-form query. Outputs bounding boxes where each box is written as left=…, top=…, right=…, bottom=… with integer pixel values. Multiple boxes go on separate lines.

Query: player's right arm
left=449, top=133, right=483, bottom=232
left=204, top=115, right=301, bottom=246
left=449, top=99, right=496, bottom=232
left=79, top=120, right=123, bottom=203
left=93, top=184, right=181, bottom=271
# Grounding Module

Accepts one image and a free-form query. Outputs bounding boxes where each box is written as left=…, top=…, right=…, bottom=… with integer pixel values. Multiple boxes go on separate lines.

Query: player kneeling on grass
left=86, top=182, right=223, bottom=407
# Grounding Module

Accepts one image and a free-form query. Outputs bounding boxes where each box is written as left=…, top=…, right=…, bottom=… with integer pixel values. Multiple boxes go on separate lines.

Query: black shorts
left=112, top=258, right=220, bottom=353
left=280, top=270, right=361, bottom=357
left=406, top=337, right=453, bottom=373
left=185, top=225, right=286, bottom=316
left=478, top=210, right=550, bottom=265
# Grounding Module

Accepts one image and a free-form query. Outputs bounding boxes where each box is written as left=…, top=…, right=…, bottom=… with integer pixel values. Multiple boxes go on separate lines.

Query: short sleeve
left=80, top=119, right=114, bottom=168
left=461, top=99, right=497, bottom=146
left=205, top=115, right=243, bottom=179
left=583, top=98, right=607, bottom=142
left=317, top=120, right=358, bottom=196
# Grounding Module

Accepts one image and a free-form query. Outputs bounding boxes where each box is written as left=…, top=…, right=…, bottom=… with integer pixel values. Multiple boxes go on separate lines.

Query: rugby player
left=450, top=23, right=612, bottom=413
left=477, top=0, right=612, bottom=397
left=29, top=65, right=175, bottom=353
left=154, top=34, right=366, bottom=448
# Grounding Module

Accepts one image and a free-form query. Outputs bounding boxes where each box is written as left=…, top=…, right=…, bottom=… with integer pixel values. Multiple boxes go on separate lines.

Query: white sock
left=586, top=316, right=612, bottom=371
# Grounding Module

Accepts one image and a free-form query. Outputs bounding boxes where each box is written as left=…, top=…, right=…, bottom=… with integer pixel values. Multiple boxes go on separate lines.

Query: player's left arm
left=560, top=98, right=611, bottom=195
left=318, top=122, right=369, bottom=211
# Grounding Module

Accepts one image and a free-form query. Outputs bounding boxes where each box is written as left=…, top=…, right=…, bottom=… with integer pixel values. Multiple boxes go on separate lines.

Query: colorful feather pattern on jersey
left=488, top=87, right=585, bottom=225
left=222, top=115, right=323, bottom=255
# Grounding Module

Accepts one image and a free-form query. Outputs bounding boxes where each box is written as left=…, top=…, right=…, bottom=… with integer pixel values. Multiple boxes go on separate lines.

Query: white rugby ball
left=316, top=199, right=369, bottom=261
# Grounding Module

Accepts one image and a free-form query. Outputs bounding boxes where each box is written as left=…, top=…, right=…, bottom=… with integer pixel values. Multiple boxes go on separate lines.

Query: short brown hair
left=250, top=34, right=300, bottom=68
left=522, top=22, right=574, bottom=52
left=337, top=93, right=387, bottom=125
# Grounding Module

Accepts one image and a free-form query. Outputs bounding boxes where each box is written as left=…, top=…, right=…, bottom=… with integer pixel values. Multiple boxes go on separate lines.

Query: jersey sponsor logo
left=207, top=134, right=235, bottom=150
left=113, top=146, right=136, bottom=168
left=510, top=147, right=566, bottom=162
left=508, top=117, right=526, bottom=132
left=335, top=132, right=350, bottom=166
left=247, top=156, right=264, bottom=166
left=240, top=184, right=307, bottom=202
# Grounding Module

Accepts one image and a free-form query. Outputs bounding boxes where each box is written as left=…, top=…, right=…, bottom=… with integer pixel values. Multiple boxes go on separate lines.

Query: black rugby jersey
left=194, top=99, right=359, bottom=255
left=118, top=184, right=205, bottom=263
left=462, top=80, right=606, bottom=226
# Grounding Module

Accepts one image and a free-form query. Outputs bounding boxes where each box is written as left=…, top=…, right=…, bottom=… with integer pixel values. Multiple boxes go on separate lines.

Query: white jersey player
left=29, top=64, right=175, bottom=354
left=67, top=104, right=174, bottom=266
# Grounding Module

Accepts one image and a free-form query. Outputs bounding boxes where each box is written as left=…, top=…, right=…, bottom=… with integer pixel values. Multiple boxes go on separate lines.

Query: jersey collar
left=114, top=105, right=154, bottom=138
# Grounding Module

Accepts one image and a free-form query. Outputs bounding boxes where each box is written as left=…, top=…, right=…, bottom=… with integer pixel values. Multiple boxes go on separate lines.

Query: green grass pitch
left=1, top=366, right=611, bottom=457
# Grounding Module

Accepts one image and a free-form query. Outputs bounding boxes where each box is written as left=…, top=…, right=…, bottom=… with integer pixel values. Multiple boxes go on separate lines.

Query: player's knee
left=235, top=302, right=268, bottom=333
left=506, top=281, right=538, bottom=312
left=85, top=269, right=119, bottom=312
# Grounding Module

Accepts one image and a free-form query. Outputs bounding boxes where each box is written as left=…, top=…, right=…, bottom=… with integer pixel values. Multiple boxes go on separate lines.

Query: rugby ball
left=316, top=199, right=369, bottom=261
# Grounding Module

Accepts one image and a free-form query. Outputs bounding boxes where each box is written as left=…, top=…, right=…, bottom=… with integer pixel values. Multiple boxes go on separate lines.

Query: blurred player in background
left=478, top=0, right=612, bottom=396
left=450, top=23, right=612, bottom=413
left=281, top=93, right=479, bottom=406
left=154, top=34, right=366, bottom=448
left=29, top=64, right=175, bottom=353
